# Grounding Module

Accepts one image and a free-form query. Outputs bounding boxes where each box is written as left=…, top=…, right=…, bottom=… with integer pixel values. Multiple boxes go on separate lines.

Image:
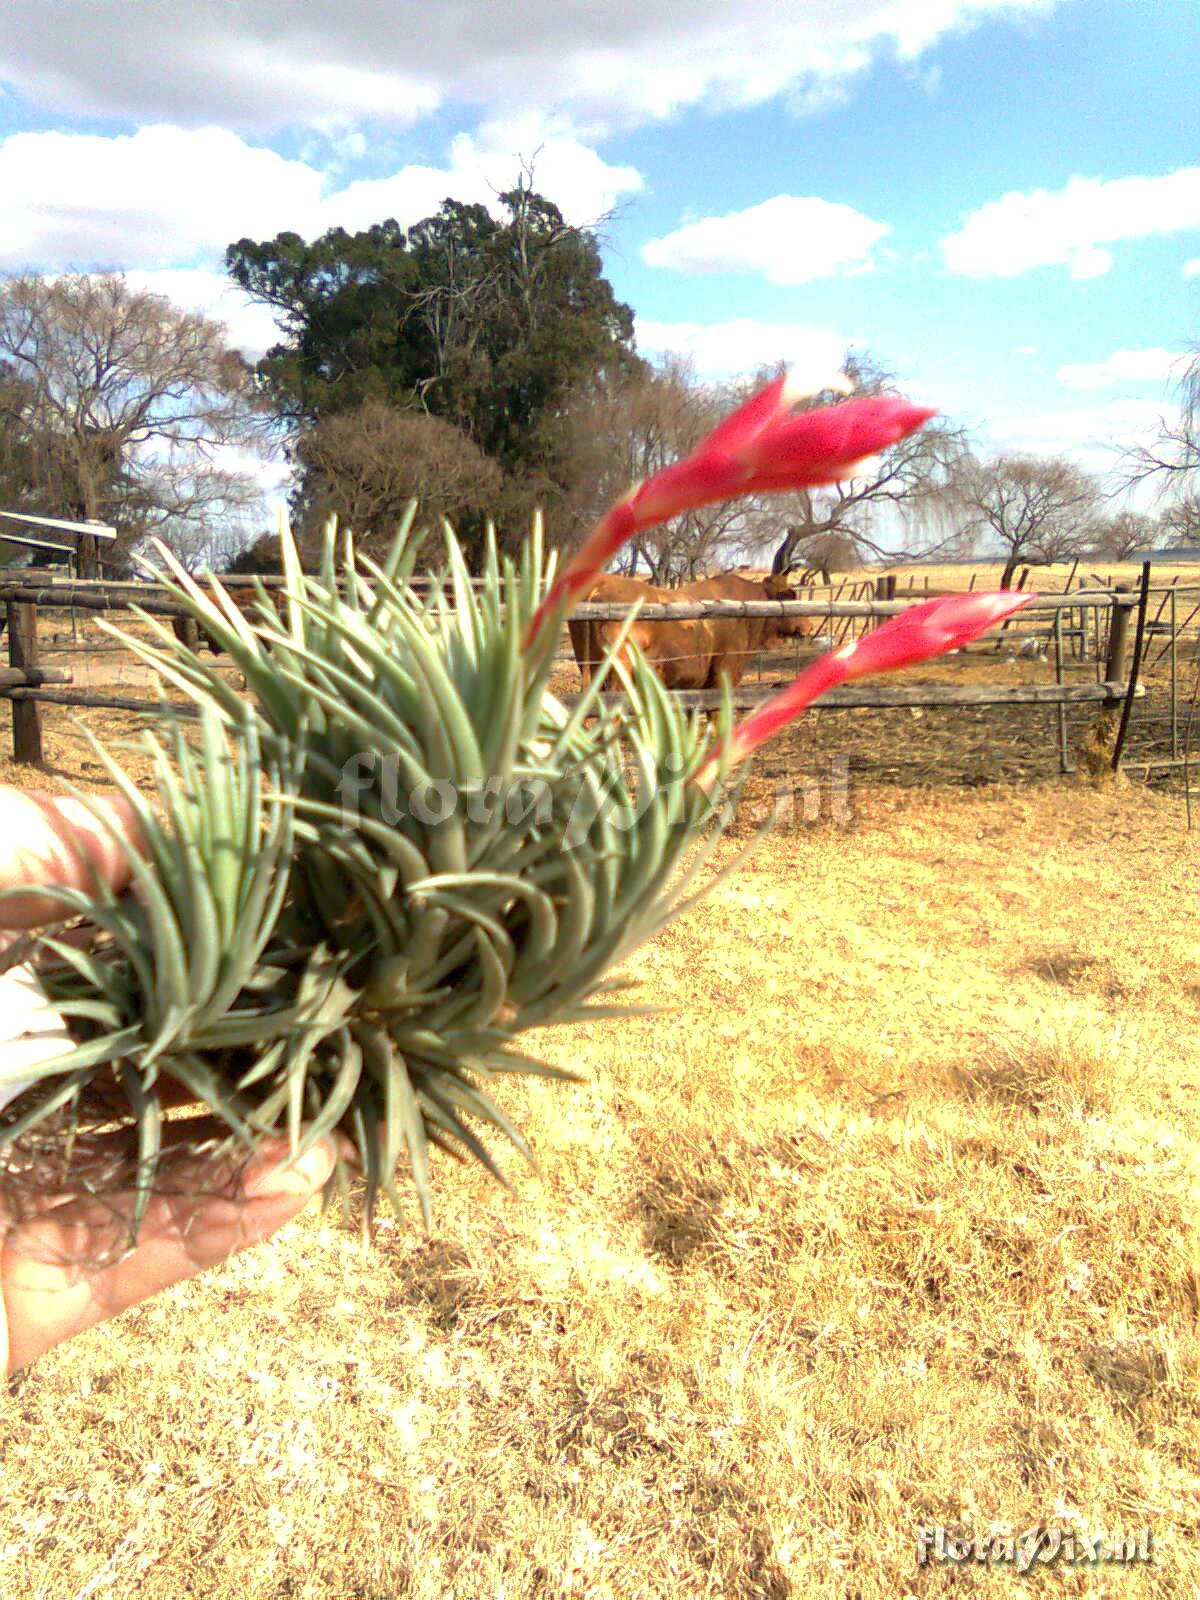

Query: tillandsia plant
left=0, top=372, right=1032, bottom=1245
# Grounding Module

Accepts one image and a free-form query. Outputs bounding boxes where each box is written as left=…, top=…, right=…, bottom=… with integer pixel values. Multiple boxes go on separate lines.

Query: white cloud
left=122, top=270, right=285, bottom=359
left=0, top=117, right=642, bottom=273
left=0, top=12, right=440, bottom=135
left=207, top=443, right=294, bottom=499
left=1057, top=347, right=1183, bottom=391
left=0, top=0, right=1065, bottom=136
left=1184, top=257, right=1200, bottom=278
left=987, top=398, right=1177, bottom=477
left=636, top=317, right=851, bottom=387
left=642, top=195, right=890, bottom=285
left=942, top=167, right=1200, bottom=279
left=0, top=125, right=324, bottom=271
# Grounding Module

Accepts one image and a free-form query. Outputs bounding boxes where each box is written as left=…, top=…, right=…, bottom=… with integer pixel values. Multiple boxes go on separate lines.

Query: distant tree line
left=0, top=273, right=261, bottom=572
left=0, top=179, right=1196, bottom=579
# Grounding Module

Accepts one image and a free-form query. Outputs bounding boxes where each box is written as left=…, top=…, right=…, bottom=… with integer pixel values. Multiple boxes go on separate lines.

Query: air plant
left=0, top=374, right=1031, bottom=1242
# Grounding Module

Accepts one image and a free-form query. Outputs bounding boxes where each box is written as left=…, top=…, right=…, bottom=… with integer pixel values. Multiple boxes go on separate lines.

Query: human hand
left=0, top=786, right=336, bottom=1376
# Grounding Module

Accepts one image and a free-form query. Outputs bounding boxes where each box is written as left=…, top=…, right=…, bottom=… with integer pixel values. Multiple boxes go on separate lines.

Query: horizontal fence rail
left=0, top=584, right=1166, bottom=622
left=0, top=665, right=71, bottom=687
left=568, top=592, right=1150, bottom=620
left=0, top=567, right=1183, bottom=778
left=559, top=681, right=1140, bottom=711
left=4, top=687, right=194, bottom=718
left=2, top=680, right=1141, bottom=719
left=1, top=587, right=192, bottom=619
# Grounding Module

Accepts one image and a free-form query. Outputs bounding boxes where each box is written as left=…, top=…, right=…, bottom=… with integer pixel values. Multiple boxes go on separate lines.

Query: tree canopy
left=0, top=273, right=261, bottom=572
left=227, top=185, right=640, bottom=545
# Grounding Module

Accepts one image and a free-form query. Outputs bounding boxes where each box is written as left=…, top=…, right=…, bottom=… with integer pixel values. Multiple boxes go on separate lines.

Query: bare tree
left=0, top=363, right=43, bottom=514
left=167, top=521, right=259, bottom=574
left=1087, top=508, right=1158, bottom=562
left=1122, top=345, right=1200, bottom=491
left=294, top=400, right=508, bottom=565
left=561, top=356, right=778, bottom=584
left=951, top=453, right=1100, bottom=586
left=773, top=529, right=863, bottom=584
left=563, top=349, right=969, bottom=585
left=1164, top=491, right=1200, bottom=546
left=0, top=273, right=262, bottom=572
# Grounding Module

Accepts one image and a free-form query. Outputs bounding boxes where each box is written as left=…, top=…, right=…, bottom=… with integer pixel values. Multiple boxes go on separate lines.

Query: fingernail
left=242, top=1138, right=336, bottom=1199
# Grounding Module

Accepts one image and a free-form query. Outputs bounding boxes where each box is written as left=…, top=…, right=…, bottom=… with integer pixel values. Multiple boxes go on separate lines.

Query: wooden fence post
left=175, top=616, right=200, bottom=651
left=1104, top=586, right=1133, bottom=685
left=1053, top=608, right=1072, bottom=774
left=1111, top=564, right=1152, bottom=772
left=7, top=599, right=43, bottom=765
left=1171, top=587, right=1179, bottom=759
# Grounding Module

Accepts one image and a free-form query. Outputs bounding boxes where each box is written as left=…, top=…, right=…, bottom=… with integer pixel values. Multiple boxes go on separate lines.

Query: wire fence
left=1, top=566, right=1194, bottom=799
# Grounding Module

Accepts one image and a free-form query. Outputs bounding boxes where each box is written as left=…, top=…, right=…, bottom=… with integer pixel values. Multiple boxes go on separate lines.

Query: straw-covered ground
left=0, top=742, right=1196, bottom=1596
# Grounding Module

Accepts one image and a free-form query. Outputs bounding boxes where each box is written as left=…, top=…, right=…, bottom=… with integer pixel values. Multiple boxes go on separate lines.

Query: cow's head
left=762, top=571, right=818, bottom=639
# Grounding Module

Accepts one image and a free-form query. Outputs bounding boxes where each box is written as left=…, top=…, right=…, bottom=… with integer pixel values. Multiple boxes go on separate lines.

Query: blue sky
left=1, top=0, right=1197, bottom=507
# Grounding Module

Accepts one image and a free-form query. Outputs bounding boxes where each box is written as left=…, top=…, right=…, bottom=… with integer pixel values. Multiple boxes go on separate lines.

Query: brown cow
left=569, top=571, right=816, bottom=691
left=170, top=614, right=221, bottom=654
left=679, top=572, right=816, bottom=688
left=568, top=574, right=707, bottom=688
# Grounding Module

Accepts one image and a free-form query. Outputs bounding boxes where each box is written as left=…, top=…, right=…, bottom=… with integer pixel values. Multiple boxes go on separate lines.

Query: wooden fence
left=0, top=569, right=1174, bottom=780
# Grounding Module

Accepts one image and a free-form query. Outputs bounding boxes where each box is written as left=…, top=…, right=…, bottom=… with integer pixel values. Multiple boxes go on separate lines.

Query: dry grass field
left=0, top=582, right=1197, bottom=1596
left=0, top=746, right=1197, bottom=1596
left=842, top=558, right=1200, bottom=594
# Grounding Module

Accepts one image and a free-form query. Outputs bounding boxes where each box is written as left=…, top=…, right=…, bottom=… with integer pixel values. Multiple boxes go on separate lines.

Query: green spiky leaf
left=2, top=514, right=746, bottom=1237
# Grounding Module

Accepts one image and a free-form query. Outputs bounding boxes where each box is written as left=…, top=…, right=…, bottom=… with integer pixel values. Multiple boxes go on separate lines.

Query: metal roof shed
left=0, top=511, right=117, bottom=577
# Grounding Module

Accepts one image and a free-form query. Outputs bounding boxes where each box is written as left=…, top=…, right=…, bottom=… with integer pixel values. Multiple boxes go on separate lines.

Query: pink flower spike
left=694, top=590, right=1035, bottom=791
left=742, top=398, right=938, bottom=489
left=694, top=369, right=798, bottom=457
left=834, top=591, right=1036, bottom=682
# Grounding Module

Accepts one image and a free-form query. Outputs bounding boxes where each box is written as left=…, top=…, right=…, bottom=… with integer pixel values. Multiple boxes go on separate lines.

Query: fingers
left=1, top=1133, right=337, bottom=1375
left=0, top=781, right=342, bottom=1374
left=0, top=789, right=145, bottom=929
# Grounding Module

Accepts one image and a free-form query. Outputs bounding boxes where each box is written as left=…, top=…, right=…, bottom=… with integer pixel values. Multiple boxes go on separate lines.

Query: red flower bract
left=694, top=591, right=1036, bottom=790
